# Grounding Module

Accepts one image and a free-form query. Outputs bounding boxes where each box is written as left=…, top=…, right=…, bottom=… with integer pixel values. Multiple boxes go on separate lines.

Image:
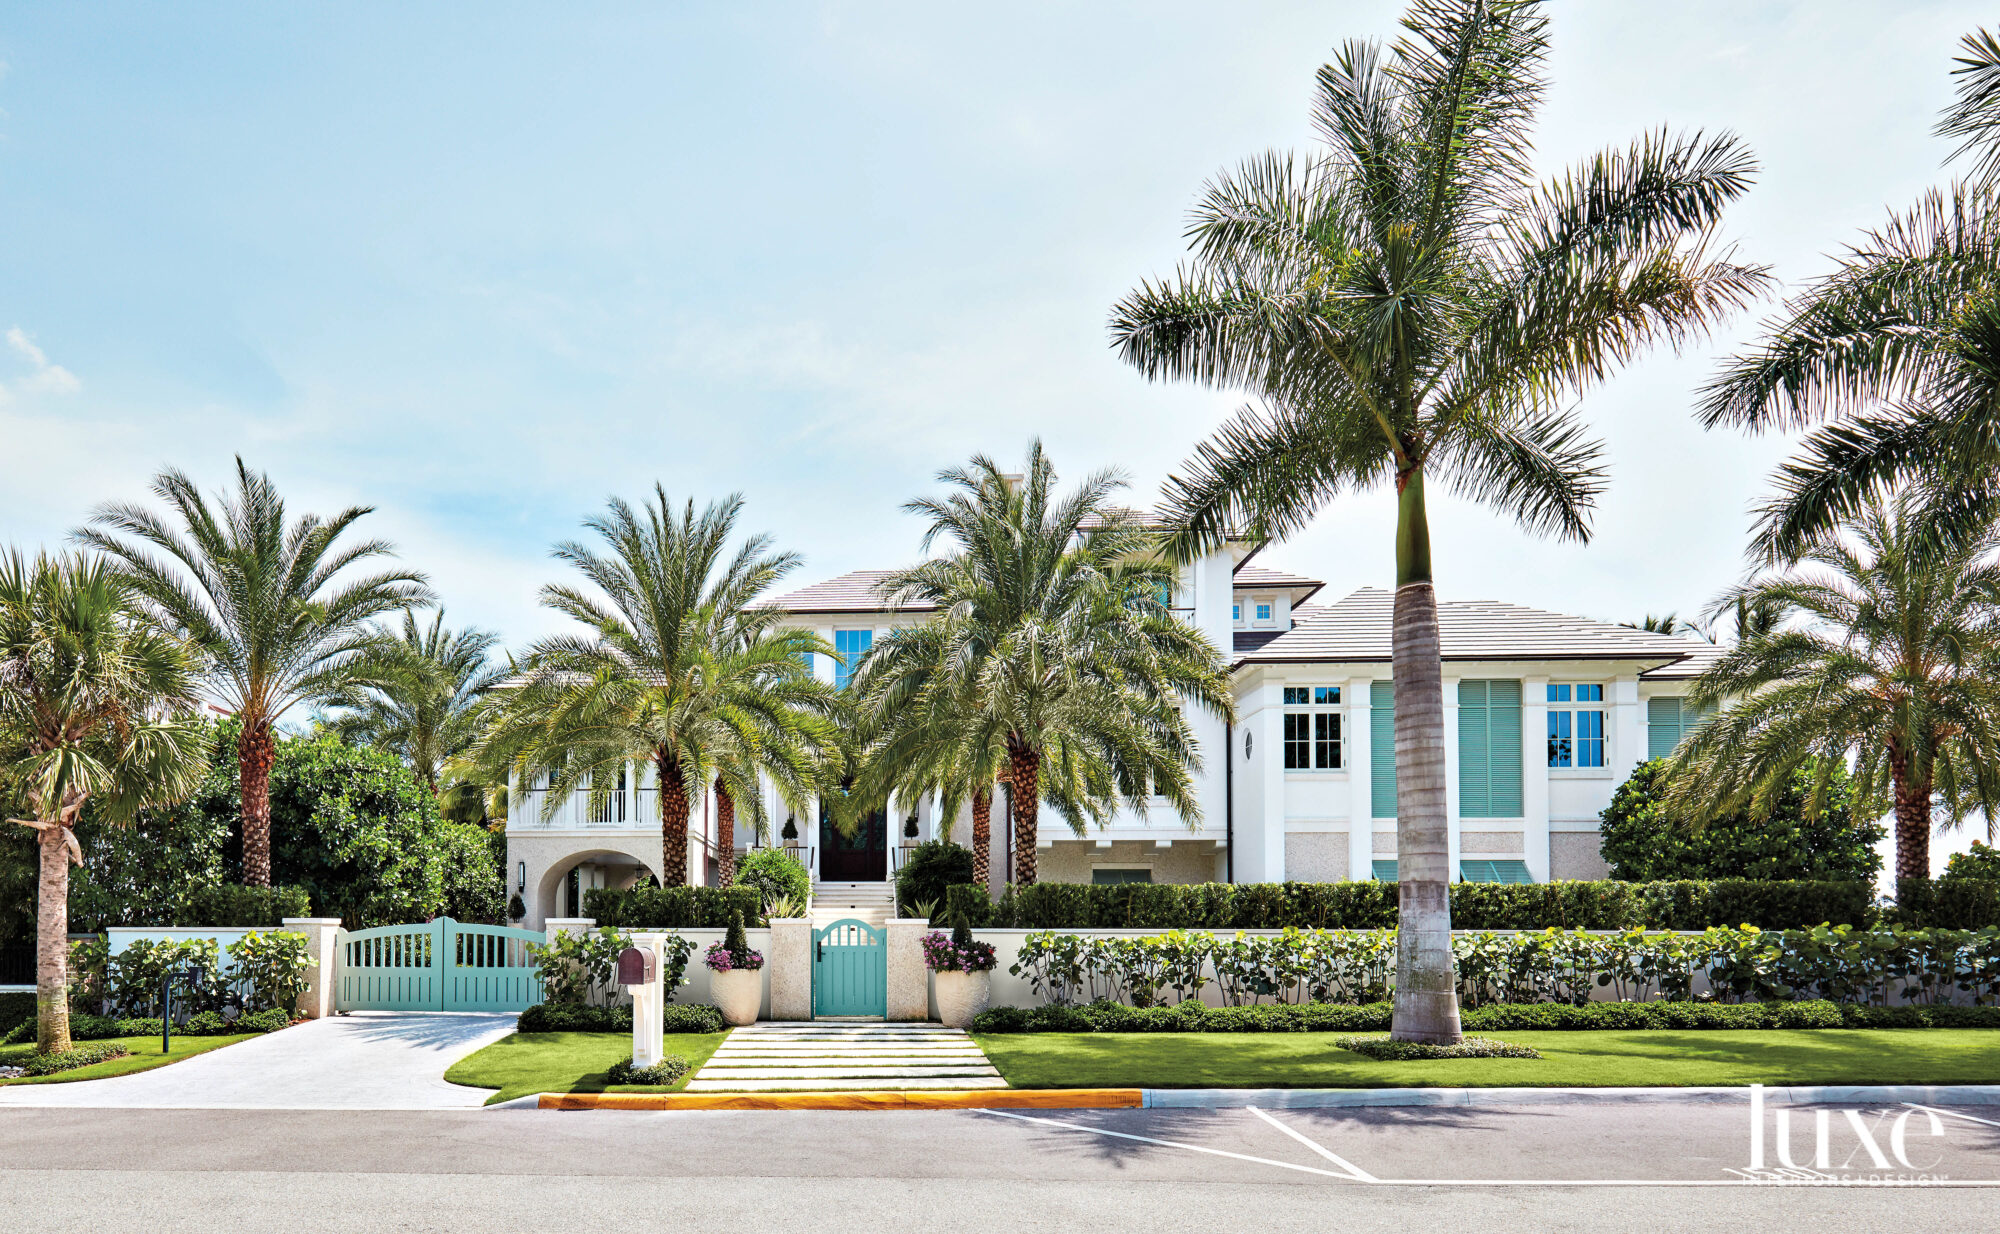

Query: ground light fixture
left=160, top=957, right=209, bottom=1056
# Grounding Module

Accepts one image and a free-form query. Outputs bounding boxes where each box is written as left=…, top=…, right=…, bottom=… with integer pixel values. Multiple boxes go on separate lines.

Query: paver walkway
left=686, top=1022, right=1006, bottom=1091
left=0, top=1011, right=515, bottom=1109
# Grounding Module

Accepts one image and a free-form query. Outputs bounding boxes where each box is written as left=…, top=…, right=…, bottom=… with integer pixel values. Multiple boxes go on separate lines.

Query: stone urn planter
left=710, top=968, right=761, bottom=1026
left=932, top=969, right=990, bottom=1029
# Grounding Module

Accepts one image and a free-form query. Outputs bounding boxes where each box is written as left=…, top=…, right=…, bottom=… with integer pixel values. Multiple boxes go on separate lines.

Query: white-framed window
left=1547, top=683, right=1606, bottom=768
left=1232, top=601, right=1243, bottom=624
left=1255, top=599, right=1274, bottom=624
left=1282, top=685, right=1343, bottom=770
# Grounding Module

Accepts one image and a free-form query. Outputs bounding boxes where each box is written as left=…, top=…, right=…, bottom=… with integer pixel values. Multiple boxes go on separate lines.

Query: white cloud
left=0, top=327, right=81, bottom=400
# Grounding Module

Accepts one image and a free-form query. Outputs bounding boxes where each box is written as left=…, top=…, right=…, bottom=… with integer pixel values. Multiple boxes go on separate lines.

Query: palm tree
left=848, top=619, right=1010, bottom=885
left=0, top=552, right=209, bottom=1052
left=76, top=460, right=431, bottom=886
left=1667, top=492, right=2000, bottom=883
left=325, top=609, right=505, bottom=794
left=1699, top=28, right=2000, bottom=559
left=478, top=488, right=840, bottom=887
left=1623, top=613, right=1692, bottom=636
left=1107, top=0, right=1766, bottom=1042
left=876, top=443, right=1234, bottom=886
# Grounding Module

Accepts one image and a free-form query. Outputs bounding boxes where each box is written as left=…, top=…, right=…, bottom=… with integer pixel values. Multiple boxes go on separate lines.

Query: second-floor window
left=1255, top=601, right=1274, bottom=624
left=1282, top=685, right=1342, bottom=770
left=833, top=629, right=873, bottom=690
left=1547, top=683, right=1605, bottom=768
left=1232, top=601, right=1242, bottom=623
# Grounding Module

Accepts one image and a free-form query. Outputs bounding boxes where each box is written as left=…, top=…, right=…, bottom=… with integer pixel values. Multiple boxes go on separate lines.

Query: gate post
left=885, top=917, right=931, bottom=1022
left=766, top=916, right=812, bottom=1021
left=283, top=917, right=345, bottom=1019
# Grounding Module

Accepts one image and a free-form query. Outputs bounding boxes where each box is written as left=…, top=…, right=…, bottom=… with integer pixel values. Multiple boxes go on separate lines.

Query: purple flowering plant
left=921, top=929, right=997, bottom=974
left=705, top=913, right=764, bottom=972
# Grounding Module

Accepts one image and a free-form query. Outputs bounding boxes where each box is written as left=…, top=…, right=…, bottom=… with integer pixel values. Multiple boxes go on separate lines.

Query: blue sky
left=1, top=0, right=1993, bottom=651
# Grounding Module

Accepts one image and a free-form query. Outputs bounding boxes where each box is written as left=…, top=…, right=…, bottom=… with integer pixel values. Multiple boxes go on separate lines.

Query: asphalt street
left=3, top=1101, right=1996, bottom=1232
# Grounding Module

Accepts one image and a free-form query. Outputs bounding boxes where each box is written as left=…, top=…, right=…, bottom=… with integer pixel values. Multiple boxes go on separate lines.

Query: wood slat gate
left=335, top=917, right=544, bottom=1012
left=812, top=918, right=886, bottom=1018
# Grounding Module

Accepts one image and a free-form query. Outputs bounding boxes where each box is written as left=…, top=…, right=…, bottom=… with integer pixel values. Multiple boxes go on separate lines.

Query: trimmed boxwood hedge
left=968, top=998, right=2000, bottom=1034
left=583, top=886, right=764, bottom=929
left=515, top=1002, right=725, bottom=1034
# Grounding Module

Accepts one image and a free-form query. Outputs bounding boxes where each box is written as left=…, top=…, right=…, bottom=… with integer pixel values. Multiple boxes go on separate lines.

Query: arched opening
left=533, top=848, right=659, bottom=928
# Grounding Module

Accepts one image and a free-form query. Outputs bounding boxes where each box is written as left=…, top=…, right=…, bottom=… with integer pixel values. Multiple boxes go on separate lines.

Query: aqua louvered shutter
left=1458, top=680, right=1490, bottom=818
left=1648, top=696, right=1683, bottom=760
left=1458, top=680, right=1522, bottom=818
left=1370, top=680, right=1396, bottom=818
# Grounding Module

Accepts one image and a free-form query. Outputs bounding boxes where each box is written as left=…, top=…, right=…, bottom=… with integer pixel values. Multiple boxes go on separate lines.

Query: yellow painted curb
left=537, top=1089, right=1143, bottom=1111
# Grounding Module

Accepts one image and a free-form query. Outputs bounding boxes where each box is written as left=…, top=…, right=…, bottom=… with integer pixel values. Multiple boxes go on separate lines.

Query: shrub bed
left=945, top=879, right=1890, bottom=931
left=584, top=886, right=765, bottom=929
left=969, top=998, right=2000, bottom=1034
left=1337, top=1034, right=1542, bottom=1060
left=20, top=1042, right=131, bottom=1076
left=605, top=1054, right=691, bottom=1086
left=515, top=1002, right=725, bottom=1034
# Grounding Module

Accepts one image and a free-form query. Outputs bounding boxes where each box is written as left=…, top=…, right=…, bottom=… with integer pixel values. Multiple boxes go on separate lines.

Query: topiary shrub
left=660, top=1003, right=725, bottom=1033
left=733, top=848, right=810, bottom=910
left=896, top=841, right=975, bottom=918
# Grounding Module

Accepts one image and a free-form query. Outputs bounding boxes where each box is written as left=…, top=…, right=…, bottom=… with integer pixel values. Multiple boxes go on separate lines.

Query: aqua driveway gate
left=812, top=918, right=887, bottom=1017
left=335, top=917, right=544, bottom=1012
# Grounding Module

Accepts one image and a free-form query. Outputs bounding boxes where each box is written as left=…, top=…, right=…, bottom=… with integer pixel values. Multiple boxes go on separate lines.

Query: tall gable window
left=833, top=629, right=873, bottom=690
left=1282, top=686, right=1342, bottom=770
left=1547, top=683, right=1605, bottom=767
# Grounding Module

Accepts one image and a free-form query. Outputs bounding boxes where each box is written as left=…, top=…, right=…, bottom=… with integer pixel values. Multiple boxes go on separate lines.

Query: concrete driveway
left=0, top=1012, right=516, bottom=1110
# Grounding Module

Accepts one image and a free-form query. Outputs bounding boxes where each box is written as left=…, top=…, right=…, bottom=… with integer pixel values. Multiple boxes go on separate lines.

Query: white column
left=1347, top=676, right=1374, bottom=881
left=1611, top=676, right=1643, bottom=779
left=1443, top=675, right=1462, bottom=883
left=1523, top=674, right=1551, bottom=883
left=1257, top=679, right=1286, bottom=881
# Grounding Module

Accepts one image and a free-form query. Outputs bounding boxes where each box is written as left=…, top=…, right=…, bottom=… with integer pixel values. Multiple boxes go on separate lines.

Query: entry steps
left=684, top=1022, right=1006, bottom=1092
left=810, top=880, right=896, bottom=929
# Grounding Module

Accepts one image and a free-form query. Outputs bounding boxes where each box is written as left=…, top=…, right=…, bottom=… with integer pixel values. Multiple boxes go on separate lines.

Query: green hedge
left=181, top=884, right=312, bottom=926
left=1889, top=878, right=2000, bottom=928
left=969, top=998, right=2000, bottom=1034
left=582, top=886, right=764, bottom=929
left=515, top=1001, right=725, bottom=1034
left=0, top=992, right=32, bottom=1039
left=946, top=879, right=1886, bottom=931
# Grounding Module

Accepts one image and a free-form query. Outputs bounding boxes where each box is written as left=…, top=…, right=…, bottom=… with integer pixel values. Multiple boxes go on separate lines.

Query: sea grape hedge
left=943, top=879, right=1902, bottom=931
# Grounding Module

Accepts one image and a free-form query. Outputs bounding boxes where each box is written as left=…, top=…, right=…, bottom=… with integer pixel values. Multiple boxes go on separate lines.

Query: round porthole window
left=1244, top=731, right=1254, bottom=758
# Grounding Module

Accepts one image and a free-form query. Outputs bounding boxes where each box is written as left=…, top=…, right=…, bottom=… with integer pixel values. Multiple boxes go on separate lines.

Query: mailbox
left=616, top=946, right=656, bottom=987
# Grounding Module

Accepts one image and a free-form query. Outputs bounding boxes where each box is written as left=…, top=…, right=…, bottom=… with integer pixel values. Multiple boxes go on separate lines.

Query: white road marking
left=973, top=1108, right=2000, bottom=1188
left=1904, top=1104, right=2000, bottom=1131
left=1247, top=1106, right=1378, bottom=1181
left=973, top=1109, right=1362, bottom=1181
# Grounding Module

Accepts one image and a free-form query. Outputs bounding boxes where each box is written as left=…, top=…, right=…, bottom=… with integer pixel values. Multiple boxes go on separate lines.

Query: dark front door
left=820, top=805, right=887, bottom=881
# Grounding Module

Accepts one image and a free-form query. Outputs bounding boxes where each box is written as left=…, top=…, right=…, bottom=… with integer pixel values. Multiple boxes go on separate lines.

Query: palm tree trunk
left=971, top=786, right=992, bottom=889
left=1888, top=745, right=1933, bottom=883
left=714, top=779, right=736, bottom=888
left=1390, top=468, right=1462, bottom=1045
left=35, top=822, right=72, bottom=1054
left=1007, top=740, right=1041, bottom=886
left=238, top=719, right=275, bottom=888
left=657, top=756, right=690, bottom=887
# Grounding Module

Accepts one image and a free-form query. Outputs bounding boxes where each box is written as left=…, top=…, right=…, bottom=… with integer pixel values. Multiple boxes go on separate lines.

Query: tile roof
left=1235, top=587, right=1700, bottom=669
left=1638, top=639, right=1726, bottom=680
left=758, top=569, right=940, bottom=615
left=1231, top=564, right=1325, bottom=601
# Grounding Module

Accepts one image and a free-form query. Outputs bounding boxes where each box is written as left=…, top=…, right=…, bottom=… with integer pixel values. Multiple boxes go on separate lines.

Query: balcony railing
left=514, top=786, right=655, bottom=829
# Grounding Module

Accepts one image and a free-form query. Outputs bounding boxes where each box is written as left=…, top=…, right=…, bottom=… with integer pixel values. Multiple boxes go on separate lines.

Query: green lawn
left=974, top=1030, right=2000, bottom=1089
left=445, top=1031, right=728, bottom=1105
left=0, top=1034, right=257, bottom=1085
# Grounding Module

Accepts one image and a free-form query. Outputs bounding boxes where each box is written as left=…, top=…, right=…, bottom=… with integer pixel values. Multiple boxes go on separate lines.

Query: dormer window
left=1253, top=597, right=1275, bottom=626
left=1232, top=602, right=1242, bottom=624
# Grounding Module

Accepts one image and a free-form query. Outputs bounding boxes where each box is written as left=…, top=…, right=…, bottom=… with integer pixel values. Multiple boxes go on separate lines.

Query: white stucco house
left=504, top=535, right=1720, bottom=929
